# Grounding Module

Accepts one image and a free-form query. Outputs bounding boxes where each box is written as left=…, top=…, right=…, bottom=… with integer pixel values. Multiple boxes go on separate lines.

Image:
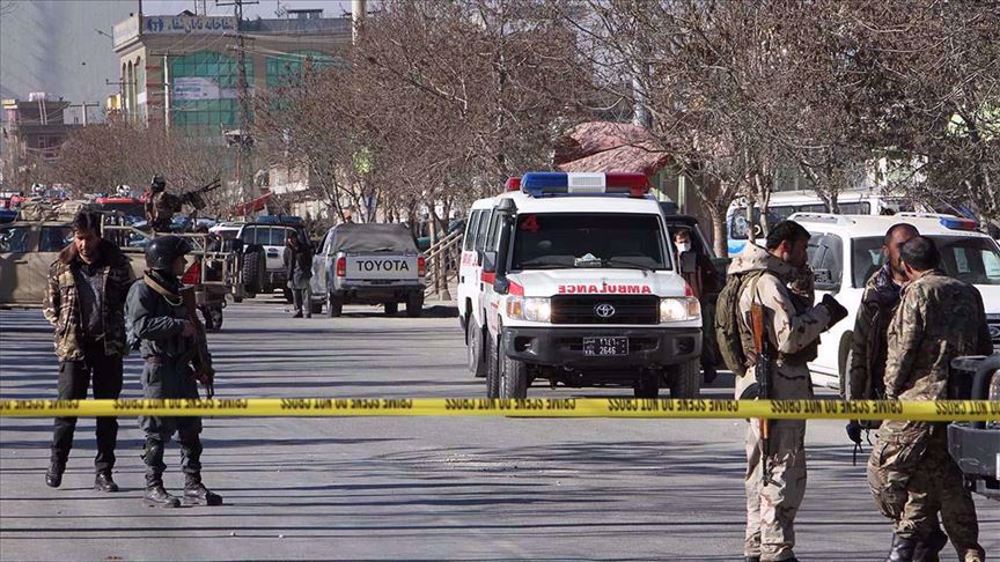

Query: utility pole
left=352, top=0, right=366, bottom=43
left=216, top=0, right=257, bottom=204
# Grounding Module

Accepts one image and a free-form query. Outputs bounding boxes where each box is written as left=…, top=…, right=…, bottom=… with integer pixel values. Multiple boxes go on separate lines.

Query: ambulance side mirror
left=680, top=251, right=698, bottom=274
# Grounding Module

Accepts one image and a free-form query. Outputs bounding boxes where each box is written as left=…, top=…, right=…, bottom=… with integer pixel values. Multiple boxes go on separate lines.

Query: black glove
left=846, top=421, right=863, bottom=444
left=821, top=294, right=849, bottom=326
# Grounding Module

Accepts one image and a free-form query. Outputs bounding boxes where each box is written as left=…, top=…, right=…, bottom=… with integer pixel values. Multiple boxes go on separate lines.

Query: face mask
left=676, top=242, right=691, bottom=253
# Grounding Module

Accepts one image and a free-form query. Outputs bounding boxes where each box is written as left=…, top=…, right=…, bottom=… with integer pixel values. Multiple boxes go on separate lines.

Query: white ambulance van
left=458, top=172, right=703, bottom=399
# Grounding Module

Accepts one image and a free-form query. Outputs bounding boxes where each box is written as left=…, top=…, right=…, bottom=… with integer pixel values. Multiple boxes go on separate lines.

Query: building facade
left=112, top=9, right=350, bottom=137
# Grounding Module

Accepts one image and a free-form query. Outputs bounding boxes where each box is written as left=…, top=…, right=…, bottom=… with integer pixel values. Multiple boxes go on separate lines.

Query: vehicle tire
left=634, top=373, right=660, bottom=398
left=327, top=293, right=344, bottom=317
left=467, top=318, right=487, bottom=378
left=485, top=331, right=500, bottom=399
left=498, top=331, right=528, bottom=399
left=384, top=302, right=398, bottom=316
left=242, top=246, right=264, bottom=296
left=405, top=292, right=424, bottom=318
left=668, top=359, right=701, bottom=399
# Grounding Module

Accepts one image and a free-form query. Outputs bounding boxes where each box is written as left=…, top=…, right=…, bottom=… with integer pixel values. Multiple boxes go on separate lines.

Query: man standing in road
left=868, top=236, right=991, bottom=562
left=284, top=231, right=313, bottom=318
left=727, top=220, right=848, bottom=562
left=673, top=227, right=721, bottom=383
left=43, top=211, right=135, bottom=491
left=126, top=235, right=222, bottom=508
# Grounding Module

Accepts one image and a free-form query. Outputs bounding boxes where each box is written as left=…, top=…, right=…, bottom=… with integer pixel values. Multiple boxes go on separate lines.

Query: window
left=807, top=233, right=844, bottom=291
left=266, top=50, right=335, bottom=88
left=511, top=213, right=667, bottom=271
left=937, top=237, right=1000, bottom=285
left=39, top=227, right=72, bottom=252
left=474, top=210, right=493, bottom=252
left=0, top=226, right=31, bottom=253
left=839, top=202, right=871, bottom=215
left=169, top=51, right=254, bottom=135
left=463, top=210, right=482, bottom=251
left=851, top=237, right=885, bottom=288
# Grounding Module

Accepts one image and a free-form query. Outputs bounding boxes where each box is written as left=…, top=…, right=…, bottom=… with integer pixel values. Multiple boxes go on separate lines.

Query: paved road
left=1, top=300, right=997, bottom=561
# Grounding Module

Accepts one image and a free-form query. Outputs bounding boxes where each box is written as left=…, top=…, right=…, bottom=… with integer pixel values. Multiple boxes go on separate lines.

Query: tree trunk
left=707, top=204, right=728, bottom=258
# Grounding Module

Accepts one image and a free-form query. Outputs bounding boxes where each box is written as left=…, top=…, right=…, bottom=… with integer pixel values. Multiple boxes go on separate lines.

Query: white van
left=459, top=172, right=703, bottom=399
left=789, top=212, right=1000, bottom=390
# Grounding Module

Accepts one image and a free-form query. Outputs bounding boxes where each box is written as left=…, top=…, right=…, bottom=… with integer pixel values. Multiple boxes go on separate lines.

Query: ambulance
left=457, top=172, right=703, bottom=399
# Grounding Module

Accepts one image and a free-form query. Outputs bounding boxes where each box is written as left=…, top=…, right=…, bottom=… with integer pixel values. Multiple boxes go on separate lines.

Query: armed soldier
left=145, top=175, right=183, bottom=232
left=125, top=236, right=222, bottom=508
left=43, top=211, right=135, bottom=492
left=868, top=236, right=991, bottom=562
left=725, top=220, right=848, bottom=562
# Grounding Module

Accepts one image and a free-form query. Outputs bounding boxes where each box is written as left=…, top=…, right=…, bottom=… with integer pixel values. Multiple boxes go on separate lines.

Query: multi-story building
left=111, top=8, right=351, bottom=137
left=1, top=94, right=82, bottom=185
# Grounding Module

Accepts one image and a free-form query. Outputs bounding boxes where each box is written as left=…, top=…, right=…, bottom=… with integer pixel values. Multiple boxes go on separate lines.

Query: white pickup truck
left=310, top=223, right=426, bottom=317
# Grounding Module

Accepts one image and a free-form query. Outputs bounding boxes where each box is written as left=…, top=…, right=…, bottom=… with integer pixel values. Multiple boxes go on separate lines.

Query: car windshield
left=0, top=226, right=31, bottom=253
left=852, top=235, right=1000, bottom=287
left=729, top=202, right=872, bottom=240
left=510, top=213, right=667, bottom=271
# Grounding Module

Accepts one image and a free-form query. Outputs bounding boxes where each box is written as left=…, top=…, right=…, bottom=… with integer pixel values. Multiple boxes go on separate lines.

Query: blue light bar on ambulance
left=939, top=216, right=978, bottom=231
left=520, top=172, right=650, bottom=197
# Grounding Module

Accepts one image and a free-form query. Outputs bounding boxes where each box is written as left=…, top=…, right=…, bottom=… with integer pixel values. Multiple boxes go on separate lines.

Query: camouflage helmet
left=145, top=235, right=192, bottom=271
left=150, top=175, right=166, bottom=192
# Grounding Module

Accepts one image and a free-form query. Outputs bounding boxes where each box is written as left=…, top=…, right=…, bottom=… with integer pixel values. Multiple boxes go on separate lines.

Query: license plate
left=583, top=337, right=628, bottom=357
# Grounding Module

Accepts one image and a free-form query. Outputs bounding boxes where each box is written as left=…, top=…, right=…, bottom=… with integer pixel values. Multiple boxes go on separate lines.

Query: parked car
left=310, top=223, right=425, bottom=317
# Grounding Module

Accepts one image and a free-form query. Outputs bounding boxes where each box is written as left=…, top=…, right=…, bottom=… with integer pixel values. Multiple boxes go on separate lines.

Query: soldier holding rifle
left=125, top=235, right=221, bottom=508
left=725, top=221, right=848, bottom=562
left=144, top=175, right=221, bottom=232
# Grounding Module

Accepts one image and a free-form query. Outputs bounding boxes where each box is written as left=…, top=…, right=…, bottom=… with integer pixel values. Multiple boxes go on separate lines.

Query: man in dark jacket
left=284, top=231, right=313, bottom=318
left=125, top=235, right=222, bottom=508
left=43, top=211, right=136, bottom=491
left=673, top=227, right=721, bottom=382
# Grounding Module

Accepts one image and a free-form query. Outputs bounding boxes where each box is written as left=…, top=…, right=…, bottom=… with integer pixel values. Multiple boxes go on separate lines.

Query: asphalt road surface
left=1, top=299, right=997, bottom=561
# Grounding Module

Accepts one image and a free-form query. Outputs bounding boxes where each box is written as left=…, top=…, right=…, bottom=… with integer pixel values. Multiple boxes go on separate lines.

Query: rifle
left=750, top=302, right=773, bottom=486
left=179, top=286, right=215, bottom=398
left=180, top=177, right=222, bottom=211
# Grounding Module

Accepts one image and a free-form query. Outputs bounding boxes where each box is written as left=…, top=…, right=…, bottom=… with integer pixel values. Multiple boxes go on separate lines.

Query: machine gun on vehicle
left=179, top=177, right=222, bottom=212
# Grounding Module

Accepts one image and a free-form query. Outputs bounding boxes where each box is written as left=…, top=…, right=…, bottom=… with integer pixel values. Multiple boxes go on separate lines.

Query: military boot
left=886, top=534, right=918, bottom=562
left=913, top=527, right=947, bottom=562
left=45, top=461, right=65, bottom=488
left=183, top=473, right=223, bottom=506
left=94, top=471, right=119, bottom=492
left=143, top=484, right=181, bottom=508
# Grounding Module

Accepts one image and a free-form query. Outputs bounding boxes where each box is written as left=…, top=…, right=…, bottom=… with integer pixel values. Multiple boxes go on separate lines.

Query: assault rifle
left=750, top=302, right=773, bottom=485
left=180, top=286, right=215, bottom=398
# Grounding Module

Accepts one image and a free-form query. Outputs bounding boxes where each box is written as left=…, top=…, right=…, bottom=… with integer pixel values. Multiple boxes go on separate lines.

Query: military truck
left=949, top=353, right=1000, bottom=500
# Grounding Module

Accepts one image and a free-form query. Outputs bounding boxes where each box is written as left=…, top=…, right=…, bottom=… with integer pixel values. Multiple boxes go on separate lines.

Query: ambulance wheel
left=633, top=374, right=659, bottom=398
left=668, top=360, right=701, bottom=399
left=384, top=302, right=398, bottom=316
left=327, top=294, right=343, bottom=317
left=485, top=332, right=500, bottom=399
left=468, top=319, right=487, bottom=378
left=498, top=331, right=528, bottom=399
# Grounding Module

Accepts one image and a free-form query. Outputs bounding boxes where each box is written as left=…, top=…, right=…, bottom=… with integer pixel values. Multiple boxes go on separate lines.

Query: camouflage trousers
left=867, top=435, right=985, bottom=562
left=745, top=419, right=807, bottom=562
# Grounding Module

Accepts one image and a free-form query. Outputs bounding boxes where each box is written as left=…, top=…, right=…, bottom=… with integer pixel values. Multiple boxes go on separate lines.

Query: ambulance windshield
left=510, top=213, right=668, bottom=271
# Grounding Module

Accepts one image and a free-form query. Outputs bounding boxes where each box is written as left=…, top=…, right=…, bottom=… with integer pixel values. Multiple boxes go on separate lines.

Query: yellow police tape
left=0, top=398, right=998, bottom=420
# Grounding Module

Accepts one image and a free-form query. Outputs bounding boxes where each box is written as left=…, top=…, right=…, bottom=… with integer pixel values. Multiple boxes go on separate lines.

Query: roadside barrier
left=1, top=398, right=998, bottom=421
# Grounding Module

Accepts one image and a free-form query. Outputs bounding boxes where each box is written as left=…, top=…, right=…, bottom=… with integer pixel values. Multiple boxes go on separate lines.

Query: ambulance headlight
left=507, top=296, right=551, bottom=322
left=660, top=297, right=700, bottom=322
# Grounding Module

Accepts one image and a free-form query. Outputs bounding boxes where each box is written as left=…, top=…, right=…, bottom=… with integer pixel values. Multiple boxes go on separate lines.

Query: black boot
left=45, top=462, right=65, bottom=488
left=183, top=473, right=223, bottom=506
left=886, top=534, right=918, bottom=562
left=94, top=471, right=118, bottom=492
left=913, top=528, right=948, bottom=562
left=143, top=484, right=181, bottom=508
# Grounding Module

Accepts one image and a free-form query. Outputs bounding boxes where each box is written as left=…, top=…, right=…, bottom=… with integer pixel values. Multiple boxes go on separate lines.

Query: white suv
left=790, top=212, right=1000, bottom=390
left=459, top=172, right=703, bottom=399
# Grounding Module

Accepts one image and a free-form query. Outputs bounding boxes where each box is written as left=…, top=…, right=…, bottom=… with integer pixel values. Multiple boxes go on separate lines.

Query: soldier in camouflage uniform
left=868, top=236, right=992, bottom=562
left=144, top=175, right=182, bottom=232
left=126, top=236, right=222, bottom=508
left=43, top=211, right=135, bottom=491
left=727, top=221, right=848, bottom=562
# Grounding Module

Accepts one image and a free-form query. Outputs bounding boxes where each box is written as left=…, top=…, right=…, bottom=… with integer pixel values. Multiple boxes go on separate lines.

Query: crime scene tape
left=0, top=398, right=998, bottom=420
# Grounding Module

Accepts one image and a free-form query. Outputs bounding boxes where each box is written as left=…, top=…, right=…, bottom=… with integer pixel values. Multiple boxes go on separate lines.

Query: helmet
left=145, top=235, right=192, bottom=271
left=150, top=175, right=166, bottom=192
